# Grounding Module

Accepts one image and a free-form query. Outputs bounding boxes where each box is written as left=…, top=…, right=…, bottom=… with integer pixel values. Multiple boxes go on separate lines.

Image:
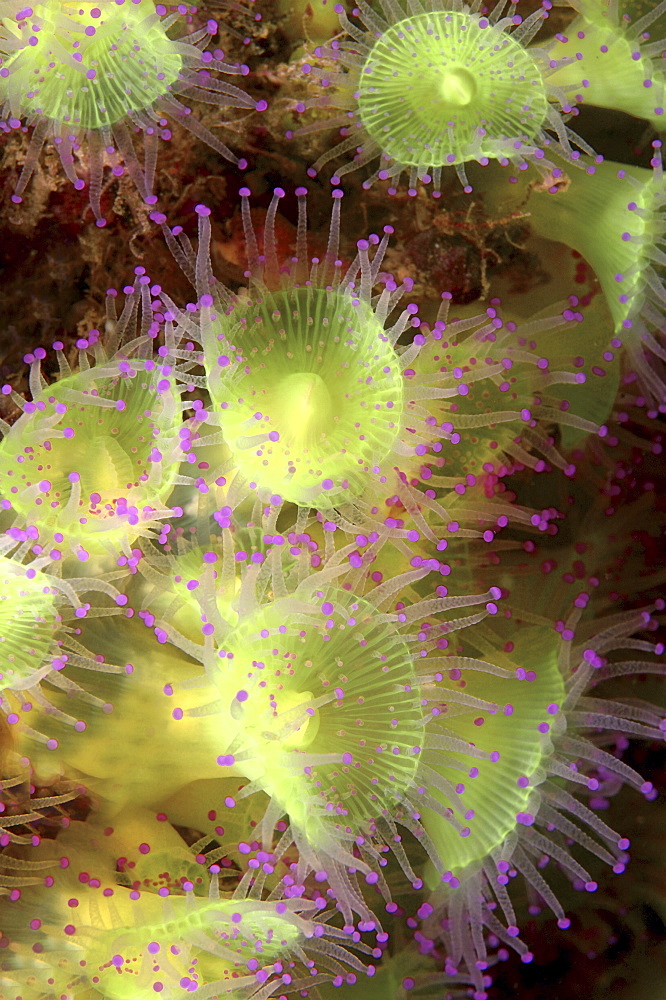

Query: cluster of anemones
left=0, top=2, right=664, bottom=1000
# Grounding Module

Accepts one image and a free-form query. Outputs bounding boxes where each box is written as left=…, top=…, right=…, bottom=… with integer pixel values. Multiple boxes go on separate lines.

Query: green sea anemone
left=158, top=188, right=600, bottom=542
left=159, top=187, right=416, bottom=516
left=0, top=532, right=129, bottom=743
left=153, top=533, right=501, bottom=923
left=0, top=276, right=188, bottom=559
left=134, top=536, right=240, bottom=646
left=295, top=0, right=594, bottom=192
left=0, top=819, right=377, bottom=1000
left=412, top=603, right=665, bottom=994
left=410, top=293, right=606, bottom=483
left=525, top=149, right=666, bottom=404
left=0, top=0, right=262, bottom=223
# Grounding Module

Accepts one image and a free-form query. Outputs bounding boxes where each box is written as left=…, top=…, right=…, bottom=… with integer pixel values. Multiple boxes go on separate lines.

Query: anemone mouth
left=357, top=10, right=549, bottom=168
left=438, top=65, right=478, bottom=109
left=271, top=371, right=335, bottom=447
left=0, top=0, right=183, bottom=130
left=205, top=285, right=405, bottom=506
left=213, top=588, right=425, bottom=846
left=233, top=685, right=321, bottom=753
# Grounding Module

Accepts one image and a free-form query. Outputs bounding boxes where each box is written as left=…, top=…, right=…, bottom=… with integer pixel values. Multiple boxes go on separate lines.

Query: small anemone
left=410, top=292, right=606, bottom=482
left=0, top=0, right=263, bottom=224
left=0, top=271, right=189, bottom=559
left=413, top=604, right=665, bottom=995
left=131, top=499, right=330, bottom=647
left=525, top=147, right=666, bottom=404
left=134, top=535, right=241, bottom=646
left=545, top=0, right=666, bottom=127
left=294, top=0, right=594, bottom=193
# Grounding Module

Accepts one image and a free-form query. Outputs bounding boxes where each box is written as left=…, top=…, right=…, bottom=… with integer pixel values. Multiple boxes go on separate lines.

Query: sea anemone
left=133, top=535, right=241, bottom=646
left=210, top=584, right=427, bottom=873
left=0, top=0, right=262, bottom=223
left=157, top=187, right=601, bottom=540
left=0, top=272, right=189, bottom=559
left=524, top=147, right=666, bottom=405
left=132, top=507, right=332, bottom=647
left=0, top=527, right=129, bottom=742
left=158, top=186, right=417, bottom=517
left=295, top=0, right=594, bottom=193
left=141, top=529, right=500, bottom=923
left=409, top=292, right=607, bottom=483
left=412, top=603, right=664, bottom=994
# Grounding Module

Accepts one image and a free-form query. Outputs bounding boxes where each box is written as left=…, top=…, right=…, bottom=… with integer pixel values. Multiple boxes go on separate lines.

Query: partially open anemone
left=0, top=274, right=189, bottom=559
left=0, top=538, right=70, bottom=696
left=158, top=188, right=601, bottom=541
left=409, top=293, right=606, bottom=482
left=0, top=0, right=262, bottom=224
left=496, top=291, right=622, bottom=454
left=545, top=0, right=666, bottom=127
left=411, top=605, right=665, bottom=995
left=525, top=148, right=666, bottom=404
left=295, top=0, right=594, bottom=193
left=131, top=498, right=333, bottom=647
left=0, top=527, right=129, bottom=741
left=409, top=625, right=567, bottom=887
left=0, top=822, right=377, bottom=1000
